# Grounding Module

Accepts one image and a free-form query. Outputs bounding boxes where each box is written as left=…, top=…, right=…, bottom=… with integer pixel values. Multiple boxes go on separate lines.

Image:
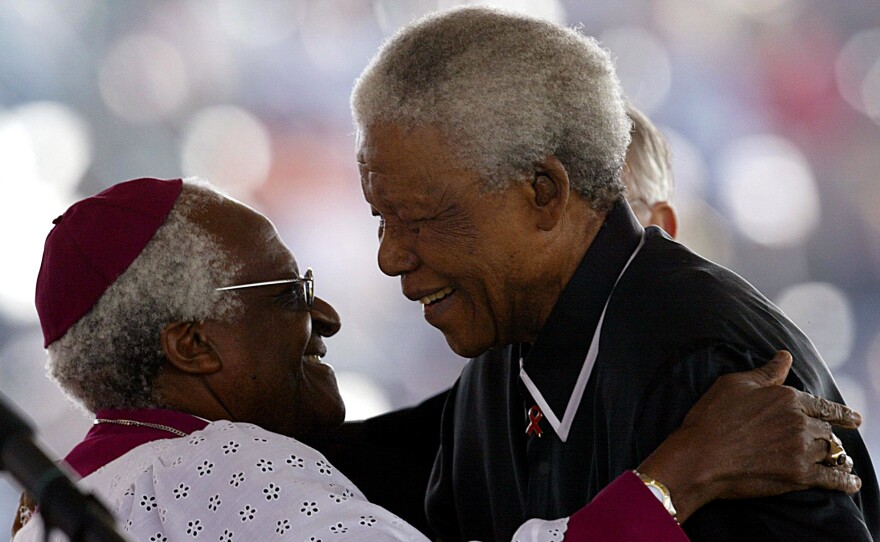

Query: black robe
left=425, top=201, right=879, bottom=542
left=301, top=391, right=447, bottom=537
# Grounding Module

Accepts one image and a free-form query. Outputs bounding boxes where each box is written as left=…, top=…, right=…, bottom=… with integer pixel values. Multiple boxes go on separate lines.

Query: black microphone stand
left=0, top=392, right=129, bottom=541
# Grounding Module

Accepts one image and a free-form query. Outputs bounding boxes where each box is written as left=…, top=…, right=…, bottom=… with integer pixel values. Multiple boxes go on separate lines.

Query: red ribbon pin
left=526, top=405, right=543, bottom=438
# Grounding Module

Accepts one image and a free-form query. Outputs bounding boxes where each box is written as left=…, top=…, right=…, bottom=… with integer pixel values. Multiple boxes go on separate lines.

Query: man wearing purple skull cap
left=13, top=177, right=864, bottom=541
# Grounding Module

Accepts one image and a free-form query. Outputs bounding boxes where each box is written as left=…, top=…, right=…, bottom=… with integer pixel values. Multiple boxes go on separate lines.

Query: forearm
left=636, top=425, right=714, bottom=523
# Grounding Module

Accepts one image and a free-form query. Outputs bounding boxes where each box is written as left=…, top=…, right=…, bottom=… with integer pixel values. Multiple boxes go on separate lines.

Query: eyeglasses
left=215, top=268, right=314, bottom=310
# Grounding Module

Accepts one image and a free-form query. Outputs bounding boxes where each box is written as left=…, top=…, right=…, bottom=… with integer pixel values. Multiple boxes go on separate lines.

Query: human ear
left=531, top=155, right=570, bottom=231
left=648, top=201, right=678, bottom=239
left=161, top=321, right=222, bottom=375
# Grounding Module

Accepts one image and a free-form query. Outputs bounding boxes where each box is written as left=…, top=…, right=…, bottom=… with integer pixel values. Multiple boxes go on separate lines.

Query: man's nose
left=377, top=226, right=419, bottom=277
left=310, top=297, right=341, bottom=337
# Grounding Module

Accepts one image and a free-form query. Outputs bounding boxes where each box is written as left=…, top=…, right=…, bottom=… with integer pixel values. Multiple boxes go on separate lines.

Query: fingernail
left=849, top=410, right=863, bottom=426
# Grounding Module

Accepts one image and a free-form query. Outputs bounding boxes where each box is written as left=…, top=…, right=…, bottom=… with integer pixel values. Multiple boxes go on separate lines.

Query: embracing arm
left=633, top=348, right=874, bottom=541
left=639, top=351, right=860, bottom=522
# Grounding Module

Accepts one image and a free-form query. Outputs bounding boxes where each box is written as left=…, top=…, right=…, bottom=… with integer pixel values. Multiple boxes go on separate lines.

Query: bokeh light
left=98, top=33, right=190, bottom=124
left=716, top=0, right=802, bottom=21
left=375, top=0, right=566, bottom=35
left=0, top=109, right=37, bottom=188
left=13, top=102, right=91, bottom=195
left=600, top=27, right=672, bottom=113
left=835, top=374, right=868, bottom=426
left=675, top=200, right=735, bottom=267
left=335, top=370, right=393, bottom=421
left=654, top=0, right=743, bottom=57
left=856, top=170, right=880, bottom=235
left=665, top=128, right=708, bottom=204
left=0, top=181, right=72, bottom=322
left=374, top=0, right=445, bottom=33
left=718, top=134, right=820, bottom=248
left=863, top=58, right=880, bottom=125
left=775, top=282, right=855, bottom=370
left=298, top=1, right=376, bottom=75
left=6, top=0, right=98, bottom=28
left=215, top=0, right=305, bottom=48
left=835, top=28, right=880, bottom=118
left=441, top=0, right=566, bottom=22
left=181, top=106, right=272, bottom=193
left=0, top=104, right=85, bottom=322
left=867, top=329, right=880, bottom=396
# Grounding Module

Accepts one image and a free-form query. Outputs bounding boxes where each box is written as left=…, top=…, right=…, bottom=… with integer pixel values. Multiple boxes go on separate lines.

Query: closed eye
left=274, top=286, right=307, bottom=311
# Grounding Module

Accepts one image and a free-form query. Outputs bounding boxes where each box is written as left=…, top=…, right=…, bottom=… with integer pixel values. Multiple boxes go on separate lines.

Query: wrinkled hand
left=638, top=351, right=862, bottom=523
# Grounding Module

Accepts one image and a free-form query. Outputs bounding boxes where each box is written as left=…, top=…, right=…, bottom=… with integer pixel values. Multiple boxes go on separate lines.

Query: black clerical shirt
left=425, top=200, right=879, bottom=542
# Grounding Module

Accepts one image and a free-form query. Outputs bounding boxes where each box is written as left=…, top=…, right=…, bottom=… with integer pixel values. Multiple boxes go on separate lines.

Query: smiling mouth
left=303, top=354, right=325, bottom=364
left=420, top=286, right=455, bottom=306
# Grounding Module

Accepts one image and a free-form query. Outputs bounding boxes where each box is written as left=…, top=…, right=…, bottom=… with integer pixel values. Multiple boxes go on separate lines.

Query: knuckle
left=788, top=414, right=810, bottom=434
left=767, top=387, right=798, bottom=413
left=776, top=385, right=799, bottom=405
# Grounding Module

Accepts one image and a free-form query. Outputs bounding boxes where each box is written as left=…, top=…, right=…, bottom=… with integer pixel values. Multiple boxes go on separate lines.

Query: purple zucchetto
left=35, top=178, right=184, bottom=347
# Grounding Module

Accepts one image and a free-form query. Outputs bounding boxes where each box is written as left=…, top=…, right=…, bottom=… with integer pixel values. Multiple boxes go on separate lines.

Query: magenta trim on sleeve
left=563, top=471, right=689, bottom=542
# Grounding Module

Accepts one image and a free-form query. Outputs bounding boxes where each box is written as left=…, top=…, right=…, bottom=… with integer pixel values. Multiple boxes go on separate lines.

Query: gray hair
left=352, top=7, right=631, bottom=209
left=46, top=178, right=243, bottom=412
left=622, top=103, right=674, bottom=223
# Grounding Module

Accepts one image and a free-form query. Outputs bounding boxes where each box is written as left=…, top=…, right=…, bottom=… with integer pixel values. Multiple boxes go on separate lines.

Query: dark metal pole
left=0, top=393, right=129, bottom=542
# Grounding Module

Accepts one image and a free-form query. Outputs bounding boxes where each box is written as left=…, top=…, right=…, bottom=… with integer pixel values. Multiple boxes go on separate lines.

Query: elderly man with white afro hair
left=351, top=6, right=879, bottom=542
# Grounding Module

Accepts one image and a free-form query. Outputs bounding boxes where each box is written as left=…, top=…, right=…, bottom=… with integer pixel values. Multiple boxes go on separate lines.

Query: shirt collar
left=520, top=199, right=644, bottom=432
left=64, top=408, right=209, bottom=477
left=92, top=408, right=212, bottom=434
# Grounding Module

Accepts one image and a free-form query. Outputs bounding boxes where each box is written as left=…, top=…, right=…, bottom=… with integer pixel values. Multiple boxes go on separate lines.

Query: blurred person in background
left=12, top=176, right=865, bottom=542
left=352, top=7, right=879, bottom=541
left=621, top=103, right=677, bottom=238
left=303, top=101, right=683, bottom=535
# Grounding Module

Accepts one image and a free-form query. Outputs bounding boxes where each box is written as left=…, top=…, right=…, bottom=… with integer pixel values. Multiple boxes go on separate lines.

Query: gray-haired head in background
left=623, top=103, right=678, bottom=237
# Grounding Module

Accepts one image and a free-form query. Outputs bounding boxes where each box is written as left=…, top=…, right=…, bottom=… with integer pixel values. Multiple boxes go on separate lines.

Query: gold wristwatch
left=632, top=470, right=679, bottom=523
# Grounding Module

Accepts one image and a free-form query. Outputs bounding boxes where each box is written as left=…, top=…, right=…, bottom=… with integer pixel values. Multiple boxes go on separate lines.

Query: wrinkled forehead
left=357, top=123, right=450, bottom=170
left=357, top=123, right=476, bottom=203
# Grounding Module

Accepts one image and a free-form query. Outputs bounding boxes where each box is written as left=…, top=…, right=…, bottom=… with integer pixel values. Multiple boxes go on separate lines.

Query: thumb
left=747, top=350, right=792, bottom=387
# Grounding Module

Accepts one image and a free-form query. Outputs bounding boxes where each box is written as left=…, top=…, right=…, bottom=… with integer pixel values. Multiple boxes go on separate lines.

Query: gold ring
left=826, top=438, right=847, bottom=467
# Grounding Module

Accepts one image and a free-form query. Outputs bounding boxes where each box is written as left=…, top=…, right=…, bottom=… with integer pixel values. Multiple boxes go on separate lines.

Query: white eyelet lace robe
left=13, top=420, right=569, bottom=542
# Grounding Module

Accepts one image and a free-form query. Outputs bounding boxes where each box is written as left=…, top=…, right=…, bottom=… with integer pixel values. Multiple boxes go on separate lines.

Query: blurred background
left=0, top=0, right=878, bottom=532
